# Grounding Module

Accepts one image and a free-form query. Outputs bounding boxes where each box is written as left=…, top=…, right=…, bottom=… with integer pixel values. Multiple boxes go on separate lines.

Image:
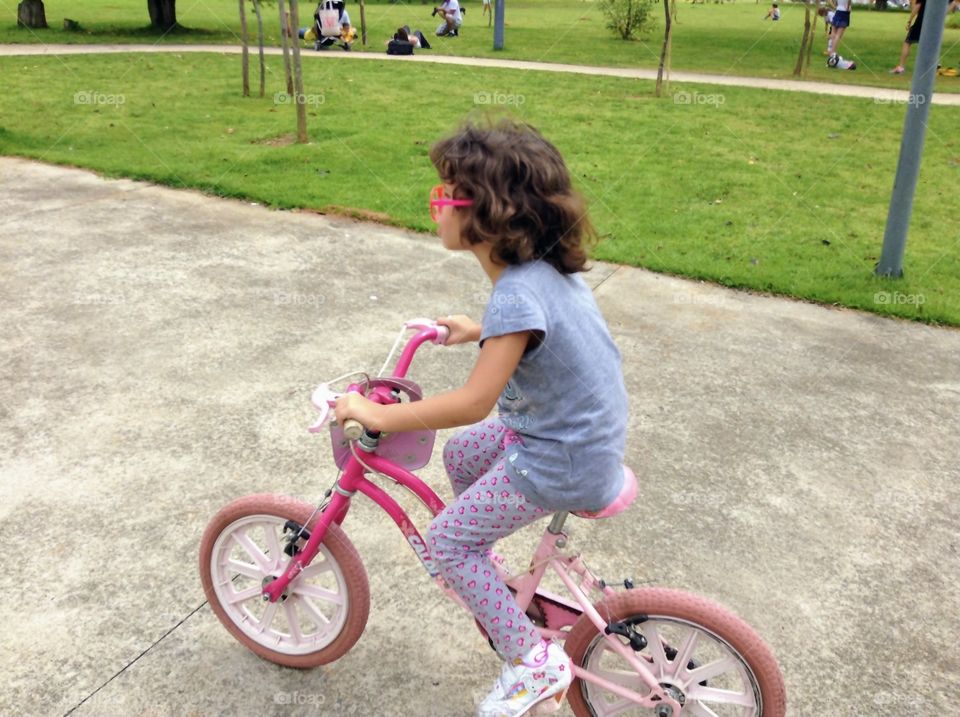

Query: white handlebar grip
left=434, top=324, right=450, bottom=345
left=343, top=419, right=364, bottom=440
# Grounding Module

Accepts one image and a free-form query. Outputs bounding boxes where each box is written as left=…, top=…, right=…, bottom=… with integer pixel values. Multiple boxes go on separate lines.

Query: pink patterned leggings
left=426, top=419, right=550, bottom=660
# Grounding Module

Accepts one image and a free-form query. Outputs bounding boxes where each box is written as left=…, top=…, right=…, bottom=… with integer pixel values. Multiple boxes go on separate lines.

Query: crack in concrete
left=63, top=601, right=208, bottom=717
left=591, top=265, right=623, bottom=293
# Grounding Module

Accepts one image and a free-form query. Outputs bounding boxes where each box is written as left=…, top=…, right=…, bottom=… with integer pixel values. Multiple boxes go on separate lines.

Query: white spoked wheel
left=199, top=494, right=370, bottom=668
left=564, top=589, right=786, bottom=717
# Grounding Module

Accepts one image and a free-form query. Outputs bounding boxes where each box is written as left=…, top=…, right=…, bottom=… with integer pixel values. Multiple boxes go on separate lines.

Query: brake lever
left=308, top=383, right=341, bottom=433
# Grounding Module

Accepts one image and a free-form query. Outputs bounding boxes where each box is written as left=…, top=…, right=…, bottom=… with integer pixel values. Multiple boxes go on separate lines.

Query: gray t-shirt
left=480, top=262, right=628, bottom=512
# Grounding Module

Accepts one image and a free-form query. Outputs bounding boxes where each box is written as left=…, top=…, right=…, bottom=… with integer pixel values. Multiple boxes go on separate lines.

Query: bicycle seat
left=573, top=466, right=637, bottom=520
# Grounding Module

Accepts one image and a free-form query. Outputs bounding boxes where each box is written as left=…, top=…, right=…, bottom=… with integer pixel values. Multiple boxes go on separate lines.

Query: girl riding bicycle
left=335, top=118, right=628, bottom=717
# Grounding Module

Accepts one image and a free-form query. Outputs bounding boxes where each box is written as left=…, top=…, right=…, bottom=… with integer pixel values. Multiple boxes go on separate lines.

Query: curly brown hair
left=429, top=118, right=596, bottom=274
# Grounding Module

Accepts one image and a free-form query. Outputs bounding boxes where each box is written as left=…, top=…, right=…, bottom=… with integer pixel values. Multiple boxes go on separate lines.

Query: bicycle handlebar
left=311, top=319, right=450, bottom=440
left=342, top=418, right=364, bottom=440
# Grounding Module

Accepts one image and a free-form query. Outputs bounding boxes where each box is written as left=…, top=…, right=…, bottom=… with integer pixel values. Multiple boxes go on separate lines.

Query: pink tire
left=199, top=493, right=370, bottom=668
left=564, top=588, right=786, bottom=717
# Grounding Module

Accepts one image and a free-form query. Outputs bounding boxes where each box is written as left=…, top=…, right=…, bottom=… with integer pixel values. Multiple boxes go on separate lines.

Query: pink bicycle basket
left=329, top=378, right=437, bottom=471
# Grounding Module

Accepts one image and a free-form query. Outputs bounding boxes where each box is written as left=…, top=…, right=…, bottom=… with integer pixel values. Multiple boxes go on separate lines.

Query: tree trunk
left=239, top=0, right=250, bottom=97
left=793, top=3, right=811, bottom=77
left=277, top=0, right=294, bottom=95
left=253, top=0, right=265, bottom=97
left=17, top=0, right=48, bottom=28
left=147, top=0, right=177, bottom=31
left=804, top=12, right=818, bottom=71
left=655, top=0, right=673, bottom=97
left=359, top=0, right=367, bottom=45
left=288, top=0, right=309, bottom=143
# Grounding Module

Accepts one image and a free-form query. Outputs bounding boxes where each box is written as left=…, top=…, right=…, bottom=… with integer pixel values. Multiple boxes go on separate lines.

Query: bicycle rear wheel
left=564, top=588, right=785, bottom=717
left=199, top=493, right=370, bottom=668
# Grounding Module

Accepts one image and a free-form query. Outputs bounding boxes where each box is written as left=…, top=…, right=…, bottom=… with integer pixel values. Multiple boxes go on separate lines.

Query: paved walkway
left=2, top=42, right=959, bottom=105
left=1, top=156, right=958, bottom=716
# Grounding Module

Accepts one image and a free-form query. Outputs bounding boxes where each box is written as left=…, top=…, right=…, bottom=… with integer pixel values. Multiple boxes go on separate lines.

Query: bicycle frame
left=261, top=326, right=682, bottom=713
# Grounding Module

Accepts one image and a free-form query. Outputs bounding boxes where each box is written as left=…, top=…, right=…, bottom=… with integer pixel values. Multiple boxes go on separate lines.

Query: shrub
left=600, top=0, right=658, bottom=40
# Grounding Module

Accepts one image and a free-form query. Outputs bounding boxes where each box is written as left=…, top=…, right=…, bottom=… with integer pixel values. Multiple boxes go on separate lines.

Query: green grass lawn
left=1, top=52, right=957, bottom=324
left=3, top=0, right=960, bottom=92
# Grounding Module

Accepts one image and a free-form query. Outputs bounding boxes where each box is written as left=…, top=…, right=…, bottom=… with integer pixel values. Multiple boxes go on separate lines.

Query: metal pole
left=493, top=0, right=505, bottom=50
left=876, top=0, right=948, bottom=278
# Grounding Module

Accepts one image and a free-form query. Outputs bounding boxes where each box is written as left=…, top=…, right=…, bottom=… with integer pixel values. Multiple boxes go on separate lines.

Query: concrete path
left=2, top=42, right=959, bottom=106
left=1, top=156, right=958, bottom=717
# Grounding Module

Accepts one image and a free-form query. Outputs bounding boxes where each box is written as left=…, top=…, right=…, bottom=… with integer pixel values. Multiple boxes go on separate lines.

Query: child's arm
left=335, top=332, right=527, bottom=433
left=907, top=0, right=921, bottom=25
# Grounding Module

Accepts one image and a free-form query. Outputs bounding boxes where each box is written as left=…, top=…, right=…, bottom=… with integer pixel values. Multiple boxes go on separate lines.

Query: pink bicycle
left=200, top=320, right=786, bottom=716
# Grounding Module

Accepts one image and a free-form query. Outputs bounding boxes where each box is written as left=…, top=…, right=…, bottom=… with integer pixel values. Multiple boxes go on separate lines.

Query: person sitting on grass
left=301, top=0, right=356, bottom=50
left=386, top=25, right=431, bottom=50
left=764, top=3, right=781, bottom=21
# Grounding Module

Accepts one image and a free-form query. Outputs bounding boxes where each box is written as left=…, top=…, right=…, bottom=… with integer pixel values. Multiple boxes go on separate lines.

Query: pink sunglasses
left=429, top=184, right=473, bottom=222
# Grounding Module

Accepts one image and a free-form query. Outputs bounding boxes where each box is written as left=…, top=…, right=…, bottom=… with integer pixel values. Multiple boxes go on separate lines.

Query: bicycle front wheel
left=564, top=588, right=786, bottom=717
left=199, top=493, right=370, bottom=668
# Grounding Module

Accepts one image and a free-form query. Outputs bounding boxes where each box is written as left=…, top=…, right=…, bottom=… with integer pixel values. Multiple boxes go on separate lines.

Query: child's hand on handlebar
left=437, top=314, right=481, bottom=346
left=335, top=392, right=381, bottom=431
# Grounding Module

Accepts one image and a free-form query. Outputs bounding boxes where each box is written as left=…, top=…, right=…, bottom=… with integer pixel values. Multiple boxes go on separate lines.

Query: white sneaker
left=477, top=641, right=572, bottom=717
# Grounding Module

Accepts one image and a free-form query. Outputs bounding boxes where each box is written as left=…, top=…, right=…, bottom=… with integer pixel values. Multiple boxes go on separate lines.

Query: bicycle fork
left=262, top=448, right=446, bottom=603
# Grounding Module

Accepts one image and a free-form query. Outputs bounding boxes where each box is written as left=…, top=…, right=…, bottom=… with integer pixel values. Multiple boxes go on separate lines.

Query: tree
left=358, top=0, right=367, bottom=45
left=656, top=0, right=675, bottom=97
left=252, top=0, right=266, bottom=97
left=238, top=0, right=265, bottom=97
left=792, top=0, right=818, bottom=77
left=288, top=0, right=309, bottom=143
left=17, top=0, right=48, bottom=29
left=277, top=0, right=294, bottom=95
left=147, top=0, right=177, bottom=31
left=239, top=0, right=250, bottom=96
